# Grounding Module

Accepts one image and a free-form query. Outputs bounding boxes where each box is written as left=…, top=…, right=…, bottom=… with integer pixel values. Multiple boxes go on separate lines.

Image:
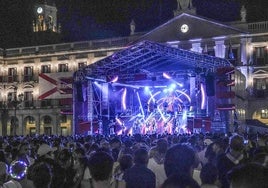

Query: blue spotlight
left=144, top=86, right=150, bottom=94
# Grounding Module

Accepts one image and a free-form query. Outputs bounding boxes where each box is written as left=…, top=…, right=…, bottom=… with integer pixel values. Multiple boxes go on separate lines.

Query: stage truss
left=73, top=40, right=233, bottom=135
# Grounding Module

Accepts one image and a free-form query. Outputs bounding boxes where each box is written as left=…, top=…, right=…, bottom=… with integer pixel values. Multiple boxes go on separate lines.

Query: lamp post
left=10, top=86, right=23, bottom=136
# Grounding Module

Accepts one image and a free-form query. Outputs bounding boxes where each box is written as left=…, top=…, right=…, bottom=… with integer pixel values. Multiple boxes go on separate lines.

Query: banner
left=38, top=72, right=73, bottom=100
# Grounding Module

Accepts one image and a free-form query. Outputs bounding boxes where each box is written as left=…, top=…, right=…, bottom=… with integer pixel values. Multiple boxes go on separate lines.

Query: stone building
left=0, top=0, right=267, bottom=135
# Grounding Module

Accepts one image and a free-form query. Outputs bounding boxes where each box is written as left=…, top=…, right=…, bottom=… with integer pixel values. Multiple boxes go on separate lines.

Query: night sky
left=0, top=0, right=267, bottom=48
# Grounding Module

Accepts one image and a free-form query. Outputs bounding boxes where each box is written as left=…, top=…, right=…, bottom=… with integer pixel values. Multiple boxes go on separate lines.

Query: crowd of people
left=0, top=130, right=267, bottom=188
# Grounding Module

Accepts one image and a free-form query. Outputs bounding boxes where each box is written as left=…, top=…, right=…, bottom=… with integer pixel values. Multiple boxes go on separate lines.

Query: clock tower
left=33, top=1, right=59, bottom=33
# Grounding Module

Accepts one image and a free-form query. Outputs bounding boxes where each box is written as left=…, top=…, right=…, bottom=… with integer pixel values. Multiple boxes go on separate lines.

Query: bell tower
left=33, top=1, right=59, bottom=33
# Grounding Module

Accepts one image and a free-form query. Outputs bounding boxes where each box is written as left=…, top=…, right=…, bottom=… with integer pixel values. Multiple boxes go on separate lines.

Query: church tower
left=33, top=1, right=59, bottom=33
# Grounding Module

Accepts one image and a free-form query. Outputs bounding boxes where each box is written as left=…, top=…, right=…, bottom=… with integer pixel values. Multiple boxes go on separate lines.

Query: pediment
left=138, top=13, right=247, bottom=43
left=253, top=69, right=268, bottom=74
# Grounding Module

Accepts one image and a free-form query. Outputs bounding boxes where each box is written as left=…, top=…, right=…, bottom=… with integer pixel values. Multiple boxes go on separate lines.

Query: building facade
left=0, top=1, right=267, bottom=136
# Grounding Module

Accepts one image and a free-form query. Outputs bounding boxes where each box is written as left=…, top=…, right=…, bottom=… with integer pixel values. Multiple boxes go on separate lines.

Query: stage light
left=111, top=76, right=118, bottom=83
left=122, top=88, right=127, bottom=110
left=176, top=82, right=183, bottom=87
left=163, top=88, right=168, bottom=93
left=170, top=83, right=176, bottom=89
left=175, top=90, right=191, bottom=103
left=200, top=83, right=206, bottom=110
left=136, top=91, right=145, bottom=117
left=163, top=72, right=172, bottom=79
left=144, top=86, right=150, bottom=94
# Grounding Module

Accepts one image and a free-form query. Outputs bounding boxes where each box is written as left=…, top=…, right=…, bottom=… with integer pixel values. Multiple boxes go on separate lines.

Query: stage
left=73, top=40, right=234, bottom=135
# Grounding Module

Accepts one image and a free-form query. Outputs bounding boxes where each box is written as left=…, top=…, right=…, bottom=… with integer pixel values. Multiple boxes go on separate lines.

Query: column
left=191, top=42, right=202, bottom=53
left=240, top=38, right=247, bottom=65
left=214, top=40, right=226, bottom=58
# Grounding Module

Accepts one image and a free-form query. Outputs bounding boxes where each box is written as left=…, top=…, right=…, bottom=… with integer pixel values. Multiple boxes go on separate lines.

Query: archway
left=24, top=116, right=36, bottom=135
left=8, top=116, right=18, bottom=136
left=41, top=115, right=53, bottom=135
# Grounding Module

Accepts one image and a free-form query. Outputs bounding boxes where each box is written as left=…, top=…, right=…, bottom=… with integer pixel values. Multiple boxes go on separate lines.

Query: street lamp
left=9, top=86, right=23, bottom=136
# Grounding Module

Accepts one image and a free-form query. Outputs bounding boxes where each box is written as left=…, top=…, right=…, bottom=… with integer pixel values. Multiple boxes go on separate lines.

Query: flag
left=38, top=72, right=73, bottom=100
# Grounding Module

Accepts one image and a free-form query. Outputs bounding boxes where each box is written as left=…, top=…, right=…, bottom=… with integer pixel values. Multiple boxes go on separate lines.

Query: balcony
left=24, top=101, right=34, bottom=108
left=7, top=76, right=18, bottom=83
left=248, top=21, right=268, bottom=33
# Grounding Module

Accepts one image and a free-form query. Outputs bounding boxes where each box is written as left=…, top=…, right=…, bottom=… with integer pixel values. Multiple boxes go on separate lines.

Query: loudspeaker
left=76, top=82, right=85, bottom=102
left=205, top=75, right=215, bottom=96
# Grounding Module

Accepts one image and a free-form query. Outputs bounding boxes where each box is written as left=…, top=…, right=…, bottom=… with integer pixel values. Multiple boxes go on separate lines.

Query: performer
left=108, top=119, right=116, bottom=135
left=98, top=119, right=103, bottom=134
left=121, top=121, right=126, bottom=135
left=132, top=119, right=141, bottom=134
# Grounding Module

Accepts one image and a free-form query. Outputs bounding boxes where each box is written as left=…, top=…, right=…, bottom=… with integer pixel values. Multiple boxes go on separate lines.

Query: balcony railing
left=248, top=21, right=268, bottom=33
left=3, top=35, right=140, bottom=58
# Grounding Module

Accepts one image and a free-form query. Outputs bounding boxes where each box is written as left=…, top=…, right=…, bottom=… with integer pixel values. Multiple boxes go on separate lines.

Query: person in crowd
left=252, top=152, right=268, bottom=167
left=164, top=143, right=200, bottom=186
left=4, top=145, right=13, bottom=165
left=205, top=139, right=225, bottom=167
left=13, top=142, right=34, bottom=166
left=0, top=162, right=8, bottom=187
left=56, top=148, right=76, bottom=188
left=30, top=162, right=52, bottom=188
left=200, top=163, right=219, bottom=188
left=32, top=143, right=65, bottom=188
left=88, top=151, right=126, bottom=188
left=110, top=138, right=122, bottom=162
left=216, top=134, right=246, bottom=188
left=114, top=154, right=133, bottom=181
left=3, top=160, right=33, bottom=188
left=72, top=147, right=90, bottom=188
left=147, top=138, right=168, bottom=188
left=123, top=148, right=155, bottom=188
left=198, top=138, right=213, bottom=167
left=227, top=162, right=268, bottom=188
left=161, top=174, right=200, bottom=188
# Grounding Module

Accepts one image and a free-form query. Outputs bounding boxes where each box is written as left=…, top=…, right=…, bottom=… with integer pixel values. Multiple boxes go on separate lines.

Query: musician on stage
left=121, top=121, right=126, bottom=135
left=108, top=119, right=116, bottom=135
left=132, top=119, right=141, bottom=134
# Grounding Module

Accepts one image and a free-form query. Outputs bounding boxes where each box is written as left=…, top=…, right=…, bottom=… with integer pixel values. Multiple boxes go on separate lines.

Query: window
left=58, top=64, right=69, bottom=72
left=41, top=65, right=51, bottom=73
left=24, top=67, right=33, bottom=82
left=7, top=92, right=15, bottom=102
left=261, top=109, right=268, bottom=119
left=28, top=116, right=35, bottom=124
left=8, top=68, right=17, bottom=82
left=207, top=49, right=215, bottom=56
left=41, top=99, right=51, bottom=107
left=44, top=116, right=52, bottom=124
left=253, top=46, right=268, bottom=65
left=254, top=78, right=266, bottom=90
left=24, top=91, right=33, bottom=107
left=8, top=68, right=16, bottom=76
left=61, top=115, right=67, bottom=123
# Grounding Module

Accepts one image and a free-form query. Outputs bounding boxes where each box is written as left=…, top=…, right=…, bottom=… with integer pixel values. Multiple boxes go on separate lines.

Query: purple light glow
left=122, top=88, right=127, bottom=110
left=163, top=72, right=172, bottom=79
left=200, top=83, right=206, bottom=109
